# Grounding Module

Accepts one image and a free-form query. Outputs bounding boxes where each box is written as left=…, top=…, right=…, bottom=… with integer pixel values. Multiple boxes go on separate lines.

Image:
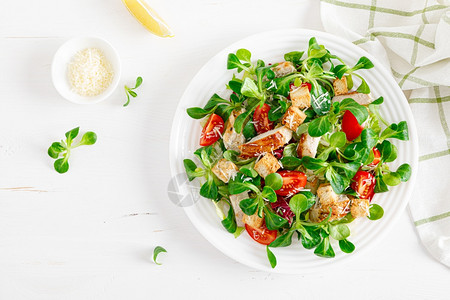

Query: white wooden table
left=1, top=0, right=448, bottom=299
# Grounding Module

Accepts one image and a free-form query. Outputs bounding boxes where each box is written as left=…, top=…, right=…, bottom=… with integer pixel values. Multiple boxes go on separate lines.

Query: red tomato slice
left=275, top=170, right=307, bottom=196
left=369, top=147, right=381, bottom=166
left=199, top=113, right=224, bottom=146
left=245, top=223, right=277, bottom=245
left=253, top=103, right=274, bottom=134
left=351, top=171, right=376, bottom=200
left=342, top=110, right=363, bottom=141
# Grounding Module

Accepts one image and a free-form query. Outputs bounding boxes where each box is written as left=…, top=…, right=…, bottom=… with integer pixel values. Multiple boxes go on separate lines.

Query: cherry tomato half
left=369, top=147, right=381, bottom=166
left=275, top=170, right=307, bottom=196
left=253, top=103, right=274, bottom=134
left=351, top=171, right=376, bottom=200
left=342, top=110, right=364, bottom=141
left=199, top=113, right=224, bottom=146
left=245, top=223, right=277, bottom=245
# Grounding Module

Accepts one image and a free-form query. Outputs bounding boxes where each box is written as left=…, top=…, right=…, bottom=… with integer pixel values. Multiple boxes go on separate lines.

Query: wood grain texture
left=0, top=0, right=449, bottom=299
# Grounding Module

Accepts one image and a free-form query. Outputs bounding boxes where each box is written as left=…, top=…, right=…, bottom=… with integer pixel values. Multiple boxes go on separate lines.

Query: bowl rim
left=168, top=28, right=419, bottom=274
left=51, top=36, right=122, bottom=105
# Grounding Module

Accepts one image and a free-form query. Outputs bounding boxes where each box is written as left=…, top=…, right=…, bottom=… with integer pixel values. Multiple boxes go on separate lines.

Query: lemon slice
left=122, top=0, right=174, bottom=37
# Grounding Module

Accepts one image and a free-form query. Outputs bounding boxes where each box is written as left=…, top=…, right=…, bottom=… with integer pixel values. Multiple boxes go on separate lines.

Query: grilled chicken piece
left=229, top=191, right=249, bottom=227
left=296, top=133, right=321, bottom=158
left=239, top=126, right=292, bottom=157
left=332, top=91, right=374, bottom=106
left=309, top=198, right=350, bottom=222
left=222, top=109, right=246, bottom=152
left=309, top=185, right=350, bottom=223
left=272, top=61, right=296, bottom=77
left=309, top=184, right=350, bottom=222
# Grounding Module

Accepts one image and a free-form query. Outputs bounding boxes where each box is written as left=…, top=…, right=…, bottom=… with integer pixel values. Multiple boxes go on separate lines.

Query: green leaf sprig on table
left=47, top=127, right=97, bottom=174
left=153, top=246, right=167, bottom=265
left=123, top=76, right=143, bottom=107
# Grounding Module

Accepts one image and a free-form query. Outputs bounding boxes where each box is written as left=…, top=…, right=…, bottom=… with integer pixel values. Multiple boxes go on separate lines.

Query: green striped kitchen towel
left=320, top=0, right=450, bottom=266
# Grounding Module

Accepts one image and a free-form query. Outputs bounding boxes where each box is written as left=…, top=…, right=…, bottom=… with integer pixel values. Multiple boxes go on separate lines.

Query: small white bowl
left=52, top=37, right=121, bottom=104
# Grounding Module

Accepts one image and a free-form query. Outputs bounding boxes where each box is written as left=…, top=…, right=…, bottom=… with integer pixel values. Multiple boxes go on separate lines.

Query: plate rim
left=169, top=28, right=419, bottom=274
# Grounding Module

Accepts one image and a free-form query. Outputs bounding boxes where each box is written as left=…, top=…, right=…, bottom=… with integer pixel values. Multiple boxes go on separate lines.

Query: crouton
left=211, top=159, right=238, bottom=183
left=254, top=153, right=280, bottom=178
left=229, top=191, right=249, bottom=227
left=309, top=194, right=350, bottom=223
left=333, top=77, right=348, bottom=96
left=332, top=91, right=374, bottom=106
left=272, top=61, right=296, bottom=77
left=296, top=133, right=321, bottom=158
left=290, top=85, right=311, bottom=109
left=350, top=197, right=370, bottom=218
left=282, top=106, right=307, bottom=131
left=239, top=126, right=293, bottom=158
left=317, top=184, right=339, bottom=207
left=223, top=109, right=246, bottom=152
left=243, top=210, right=264, bottom=228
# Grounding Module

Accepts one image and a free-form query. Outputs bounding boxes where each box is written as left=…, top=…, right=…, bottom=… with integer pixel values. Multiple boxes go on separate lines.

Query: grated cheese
left=68, top=48, right=114, bottom=97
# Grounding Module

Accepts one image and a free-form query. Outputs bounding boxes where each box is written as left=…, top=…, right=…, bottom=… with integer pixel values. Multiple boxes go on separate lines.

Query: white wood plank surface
left=0, top=0, right=448, bottom=299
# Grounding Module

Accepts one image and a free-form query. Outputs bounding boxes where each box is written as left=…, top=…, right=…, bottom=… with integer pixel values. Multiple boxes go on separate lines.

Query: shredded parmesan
left=68, top=48, right=114, bottom=97
left=272, top=106, right=282, bottom=114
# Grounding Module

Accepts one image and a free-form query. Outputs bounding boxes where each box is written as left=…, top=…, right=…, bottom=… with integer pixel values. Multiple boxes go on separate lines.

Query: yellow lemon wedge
left=122, top=0, right=174, bottom=37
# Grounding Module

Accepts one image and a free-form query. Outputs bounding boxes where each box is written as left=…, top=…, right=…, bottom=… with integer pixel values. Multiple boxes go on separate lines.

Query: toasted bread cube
left=239, top=126, right=293, bottom=158
left=272, top=61, right=296, bottom=77
left=333, top=77, right=348, bottom=96
left=229, top=191, right=249, bottom=227
left=212, top=159, right=238, bottom=183
left=243, top=210, right=264, bottom=228
left=223, top=109, right=246, bottom=152
left=351, top=198, right=370, bottom=218
left=254, top=153, right=280, bottom=178
left=296, top=133, right=321, bottom=158
left=332, top=92, right=374, bottom=106
left=317, top=184, right=339, bottom=207
left=282, top=106, right=307, bottom=131
left=290, top=85, right=311, bottom=109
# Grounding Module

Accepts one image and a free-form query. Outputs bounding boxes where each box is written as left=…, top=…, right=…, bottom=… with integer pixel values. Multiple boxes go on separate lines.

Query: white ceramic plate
left=169, top=29, right=419, bottom=274
left=52, top=36, right=121, bottom=104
